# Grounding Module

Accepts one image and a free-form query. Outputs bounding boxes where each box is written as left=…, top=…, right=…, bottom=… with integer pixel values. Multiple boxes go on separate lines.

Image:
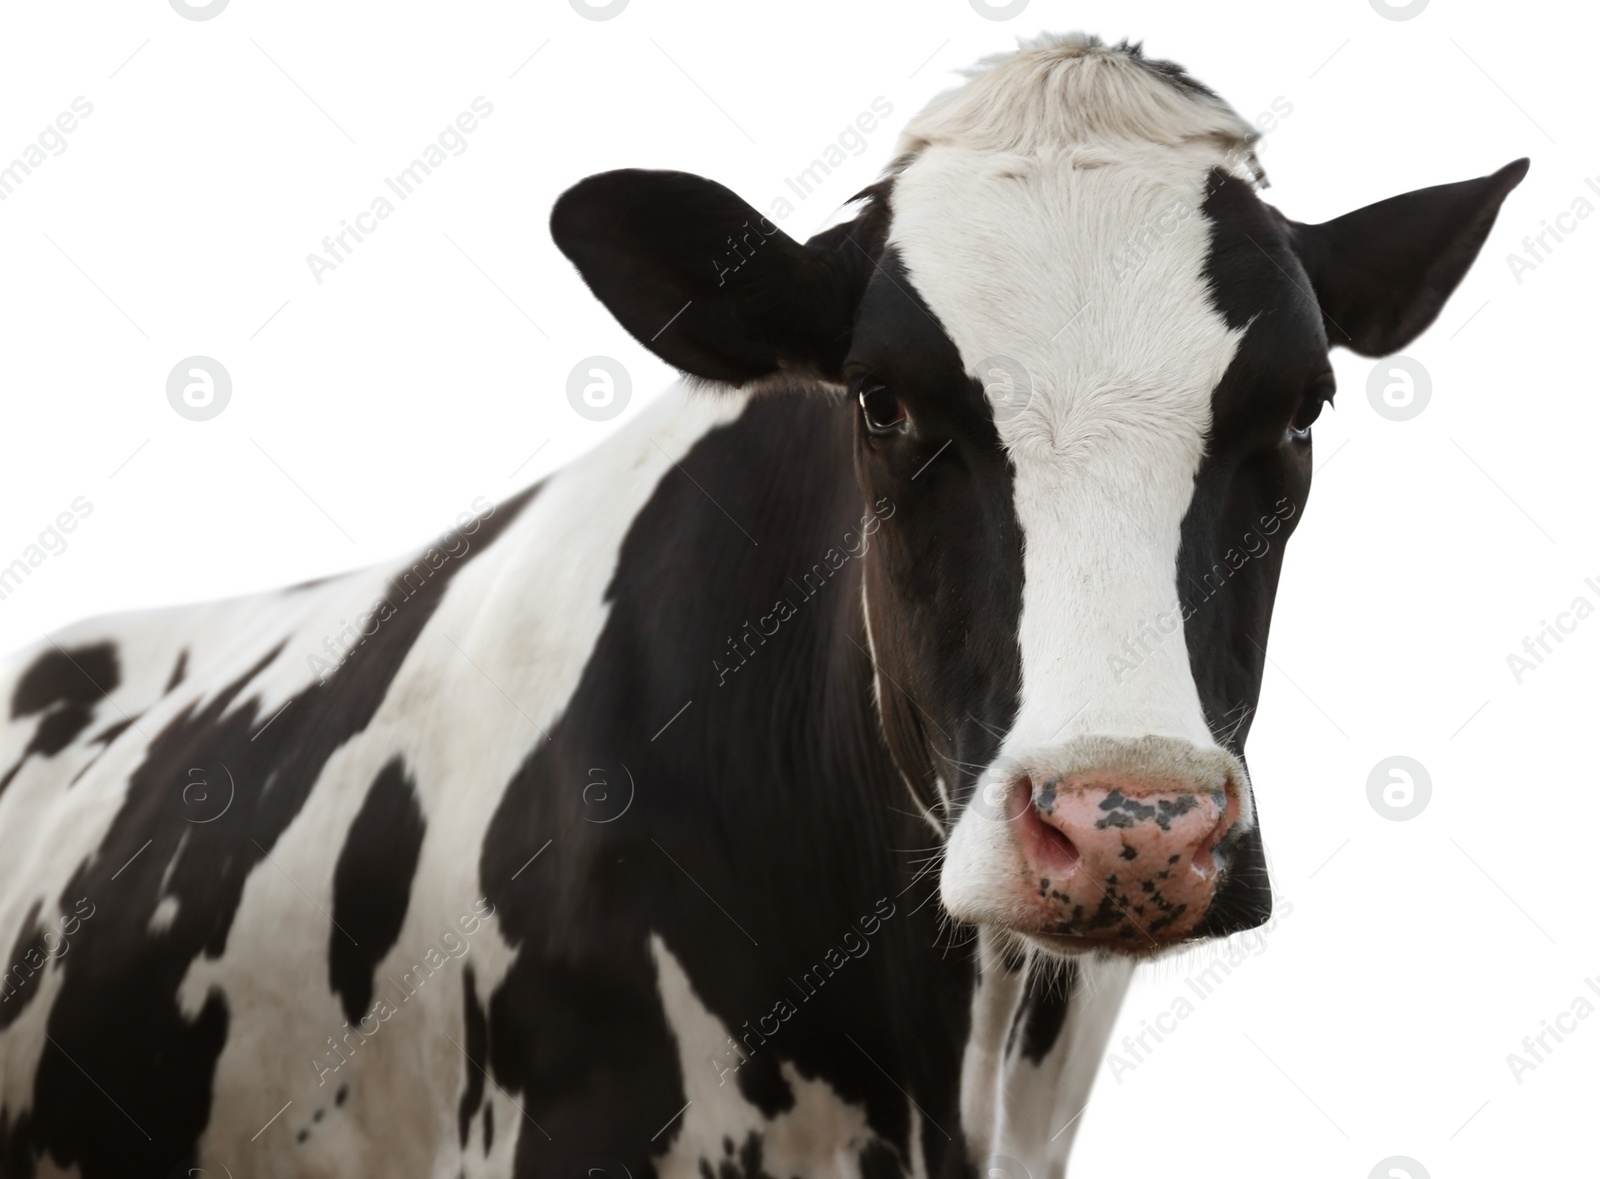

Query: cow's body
left=0, top=33, right=1525, bottom=1179
left=0, top=385, right=1121, bottom=1178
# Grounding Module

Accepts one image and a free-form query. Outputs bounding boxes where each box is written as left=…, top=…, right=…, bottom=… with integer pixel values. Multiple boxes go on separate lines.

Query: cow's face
left=553, top=37, right=1525, bottom=958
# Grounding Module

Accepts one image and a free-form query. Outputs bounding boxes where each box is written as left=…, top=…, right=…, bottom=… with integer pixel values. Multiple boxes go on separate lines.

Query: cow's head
left=552, top=35, right=1525, bottom=958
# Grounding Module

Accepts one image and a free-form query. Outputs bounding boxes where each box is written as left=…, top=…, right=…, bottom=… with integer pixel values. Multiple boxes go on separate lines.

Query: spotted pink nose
left=1013, top=770, right=1236, bottom=942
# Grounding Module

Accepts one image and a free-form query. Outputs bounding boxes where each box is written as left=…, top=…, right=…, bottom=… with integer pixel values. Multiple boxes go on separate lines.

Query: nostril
left=1038, top=820, right=1080, bottom=872
left=1191, top=800, right=1234, bottom=879
left=1019, top=776, right=1082, bottom=876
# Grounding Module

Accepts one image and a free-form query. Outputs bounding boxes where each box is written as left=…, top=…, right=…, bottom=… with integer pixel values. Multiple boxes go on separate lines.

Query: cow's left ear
left=1284, top=158, right=1529, bottom=356
left=552, top=169, right=881, bottom=385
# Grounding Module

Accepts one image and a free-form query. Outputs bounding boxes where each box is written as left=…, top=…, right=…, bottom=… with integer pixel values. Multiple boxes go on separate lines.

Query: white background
left=0, top=1, right=1593, bottom=1176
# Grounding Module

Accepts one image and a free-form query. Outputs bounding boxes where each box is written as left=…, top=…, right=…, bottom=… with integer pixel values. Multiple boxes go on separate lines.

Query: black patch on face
left=478, top=392, right=972, bottom=1179
left=329, top=756, right=426, bottom=1025
left=846, top=250, right=1025, bottom=827
left=4, top=490, right=534, bottom=1177
left=0, top=643, right=122, bottom=797
left=1176, top=170, right=1329, bottom=936
left=458, top=965, right=488, bottom=1148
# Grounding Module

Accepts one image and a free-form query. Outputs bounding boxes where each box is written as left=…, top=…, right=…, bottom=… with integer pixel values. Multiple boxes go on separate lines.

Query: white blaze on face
left=886, top=140, right=1253, bottom=922
left=892, top=143, right=1245, bottom=746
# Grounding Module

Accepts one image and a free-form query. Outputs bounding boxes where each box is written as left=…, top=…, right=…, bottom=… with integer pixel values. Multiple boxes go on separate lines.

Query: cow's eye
left=859, top=382, right=908, bottom=434
left=1289, top=377, right=1335, bottom=441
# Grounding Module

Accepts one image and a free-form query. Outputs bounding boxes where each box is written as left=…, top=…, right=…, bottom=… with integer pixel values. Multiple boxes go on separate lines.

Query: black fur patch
left=11, top=643, right=119, bottom=720
left=0, top=643, right=122, bottom=797
left=458, top=965, right=488, bottom=1148
left=164, top=650, right=188, bottom=694
left=329, top=757, right=427, bottom=1025
left=1018, top=962, right=1074, bottom=1065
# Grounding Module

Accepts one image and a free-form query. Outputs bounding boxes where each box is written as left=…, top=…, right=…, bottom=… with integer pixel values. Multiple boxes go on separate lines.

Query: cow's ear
left=1285, top=158, right=1528, bottom=357
left=551, top=169, right=880, bottom=385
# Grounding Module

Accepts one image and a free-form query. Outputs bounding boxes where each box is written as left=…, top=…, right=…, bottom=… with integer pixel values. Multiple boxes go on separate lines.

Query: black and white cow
left=0, top=34, right=1524, bottom=1179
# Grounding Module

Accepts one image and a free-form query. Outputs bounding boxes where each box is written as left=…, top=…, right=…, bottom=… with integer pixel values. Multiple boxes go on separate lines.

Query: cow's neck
left=487, top=383, right=1130, bottom=1174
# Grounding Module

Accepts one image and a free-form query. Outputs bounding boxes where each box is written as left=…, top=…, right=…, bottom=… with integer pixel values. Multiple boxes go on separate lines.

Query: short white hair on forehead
left=897, top=32, right=1263, bottom=185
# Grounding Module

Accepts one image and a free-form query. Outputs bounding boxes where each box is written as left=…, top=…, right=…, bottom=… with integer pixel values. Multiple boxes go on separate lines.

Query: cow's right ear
left=552, top=169, right=881, bottom=386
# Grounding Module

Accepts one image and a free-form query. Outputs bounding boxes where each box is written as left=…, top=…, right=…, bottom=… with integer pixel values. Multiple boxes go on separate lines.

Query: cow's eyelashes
left=1289, top=377, right=1335, bottom=442
left=857, top=381, right=908, bottom=435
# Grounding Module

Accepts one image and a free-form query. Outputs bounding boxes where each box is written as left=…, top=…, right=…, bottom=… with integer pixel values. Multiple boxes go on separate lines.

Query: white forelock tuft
left=897, top=32, right=1262, bottom=185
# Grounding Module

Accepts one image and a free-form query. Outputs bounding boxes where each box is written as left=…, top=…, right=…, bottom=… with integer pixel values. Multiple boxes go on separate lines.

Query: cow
left=0, top=32, right=1524, bottom=1179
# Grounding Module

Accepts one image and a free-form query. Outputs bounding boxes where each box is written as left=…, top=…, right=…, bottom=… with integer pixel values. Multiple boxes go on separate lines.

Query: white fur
left=899, top=34, right=1258, bottom=177
left=0, top=382, right=749, bottom=1177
